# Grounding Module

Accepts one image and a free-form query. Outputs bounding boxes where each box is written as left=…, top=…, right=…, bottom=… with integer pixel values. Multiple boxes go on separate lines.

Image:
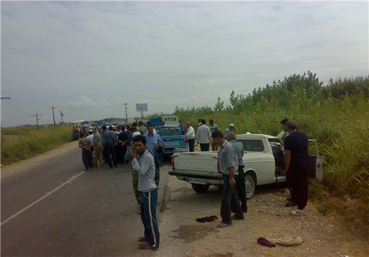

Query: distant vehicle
left=162, top=116, right=179, bottom=126
left=155, top=126, right=188, bottom=156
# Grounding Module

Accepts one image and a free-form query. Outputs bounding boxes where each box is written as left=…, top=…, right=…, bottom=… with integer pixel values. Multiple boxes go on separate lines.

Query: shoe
left=232, top=215, right=244, bottom=220
left=242, top=207, right=248, bottom=213
left=217, top=222, right=232, bottom=228
left=290, top=208, right=306, bottom=216
left=139, top=242, right=158, bottom=251
left=286, top=201, right=297, bottom=207
left=84, top=168, right=89, bottom=171
left=138, top=237, right=148, bottom=242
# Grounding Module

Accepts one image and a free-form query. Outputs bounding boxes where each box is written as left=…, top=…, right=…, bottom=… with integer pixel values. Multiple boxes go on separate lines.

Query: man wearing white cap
left=223, top=123, right=235, bottom=138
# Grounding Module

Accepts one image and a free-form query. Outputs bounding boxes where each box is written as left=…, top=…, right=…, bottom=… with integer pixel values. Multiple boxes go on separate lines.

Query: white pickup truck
left=169, top=134, right=323, bottom=198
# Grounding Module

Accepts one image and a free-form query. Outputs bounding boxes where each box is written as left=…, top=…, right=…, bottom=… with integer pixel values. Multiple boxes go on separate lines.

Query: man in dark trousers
left=130, top=135, right=160, bottom=251
left=212, top=130, right=244, bottom=228
left=226, top=132, right=248, bottom=213
left=284, top=120, right=309, bottom=216
left=79, top=134, right=93, bottom=171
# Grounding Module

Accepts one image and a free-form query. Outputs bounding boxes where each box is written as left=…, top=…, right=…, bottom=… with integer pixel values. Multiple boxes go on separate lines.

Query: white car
left=170, top=134, right=322, bottom=198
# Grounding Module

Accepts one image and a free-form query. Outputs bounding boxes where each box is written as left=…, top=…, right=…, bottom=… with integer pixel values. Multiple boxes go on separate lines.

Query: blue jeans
left=221, top=175, right=243, bottom=224
left=141, top=189, right=160, bottom=248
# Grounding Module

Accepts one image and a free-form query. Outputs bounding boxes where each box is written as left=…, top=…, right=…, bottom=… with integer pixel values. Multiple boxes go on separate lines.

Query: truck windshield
left=239, top=140, right=265, bottom=152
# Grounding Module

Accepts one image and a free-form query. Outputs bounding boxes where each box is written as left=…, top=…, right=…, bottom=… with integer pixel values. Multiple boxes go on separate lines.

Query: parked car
left=169, top=134, right=322, bottom=198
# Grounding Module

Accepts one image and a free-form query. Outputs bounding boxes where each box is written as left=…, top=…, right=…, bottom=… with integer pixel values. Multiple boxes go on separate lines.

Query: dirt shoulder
left=1, top=141, right=79, bottom=179
left=156, top=175, right=368, bottom=257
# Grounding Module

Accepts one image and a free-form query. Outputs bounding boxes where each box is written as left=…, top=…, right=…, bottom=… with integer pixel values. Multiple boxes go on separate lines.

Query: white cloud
left=68, top=96, right=96, bottom=108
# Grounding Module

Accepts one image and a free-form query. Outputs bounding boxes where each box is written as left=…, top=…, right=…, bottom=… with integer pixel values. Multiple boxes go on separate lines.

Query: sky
left=1, top=1, right=368, bottom=127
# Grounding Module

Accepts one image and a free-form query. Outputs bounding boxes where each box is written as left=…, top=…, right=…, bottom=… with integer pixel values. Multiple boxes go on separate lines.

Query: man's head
left=280, top=119, right=289, bottom=132
left=229, top=124, right=235, bottom=130
left=147, top=124, right=154, bottom=135
left=226, top=132, right=236, bottom=141
left=138, top=121, right=143, bottom=126
left=132, top=135, right=147, bottom=155
left=179, top=120, right=183, bottom=125
left=286, top=120, right=297, bottom=132
left=92, top=127, right=97, bottom=134
left=186, top=122, right=191, bottom=128
left=210, top=119, right=214, bottom=126
left=102, top=125, right=107, bottom=131
left=211, top=130, right=224, bottom=146
left=201, top=119, right=206, bottom=125
left=88, top=130, right=93, bottom=135
left=160, top=120, right=165, bottom=126
left=109, top=126, right=113, bottom=131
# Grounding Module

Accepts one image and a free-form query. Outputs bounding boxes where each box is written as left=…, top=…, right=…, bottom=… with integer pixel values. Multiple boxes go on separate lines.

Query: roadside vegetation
left=173, top=72, right=369, bottom=234
left=1, top=125, right=73, bottom=166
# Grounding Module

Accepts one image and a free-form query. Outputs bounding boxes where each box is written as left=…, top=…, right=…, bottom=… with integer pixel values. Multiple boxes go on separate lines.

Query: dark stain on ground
left=171, top=224, right=219, bottom=243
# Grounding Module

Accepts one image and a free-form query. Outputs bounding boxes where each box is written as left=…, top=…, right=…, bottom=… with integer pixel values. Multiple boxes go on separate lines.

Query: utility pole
left=31, top=112, right=42, bottom=131
left=60, top=111, right=64, bottom=124
left=51, top=106, right=56, bottom=127
left=123, top=102, right=128, bottom=125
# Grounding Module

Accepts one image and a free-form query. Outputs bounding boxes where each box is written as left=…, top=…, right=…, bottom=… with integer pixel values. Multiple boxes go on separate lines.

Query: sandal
left=139, top=242, right=158, bottom=251
left=138, top=237, right=148, bottom=242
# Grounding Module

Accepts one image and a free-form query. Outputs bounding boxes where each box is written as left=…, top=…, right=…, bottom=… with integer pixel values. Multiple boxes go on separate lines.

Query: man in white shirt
left=185, top=122, right=195, bottom=152
left=196, top=119, right=212, bottom=151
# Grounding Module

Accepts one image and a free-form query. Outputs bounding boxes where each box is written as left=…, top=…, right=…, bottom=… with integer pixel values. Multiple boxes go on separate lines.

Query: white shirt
left=186, top=126, right=195, bottom=139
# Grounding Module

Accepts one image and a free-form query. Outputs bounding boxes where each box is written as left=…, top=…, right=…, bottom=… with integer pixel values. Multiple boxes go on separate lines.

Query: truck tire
left=191, top=184, right=209, bottom=193
left=244, top=173, right=256, bottom=199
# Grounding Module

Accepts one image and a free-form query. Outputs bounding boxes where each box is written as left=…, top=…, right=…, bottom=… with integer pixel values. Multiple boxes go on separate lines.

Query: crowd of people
left=78, top=117, right=309, bottom=248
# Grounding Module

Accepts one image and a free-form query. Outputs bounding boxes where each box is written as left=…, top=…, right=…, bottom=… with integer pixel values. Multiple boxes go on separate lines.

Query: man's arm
left=131, top=154, right=154, bottom=176
left=284, top=150, right=291, bottom=171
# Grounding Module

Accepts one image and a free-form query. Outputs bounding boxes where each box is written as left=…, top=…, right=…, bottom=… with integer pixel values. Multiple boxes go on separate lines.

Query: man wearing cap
left=223, top=124, right=235, bottom=138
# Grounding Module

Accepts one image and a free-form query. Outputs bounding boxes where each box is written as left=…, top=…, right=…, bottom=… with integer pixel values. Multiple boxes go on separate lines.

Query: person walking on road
left=79, top=134, right=93, bottom=171
left=196, top=119, right=212, bottom=151
left=130, top=135, right=160, bottom=251
left=284, top=120, right=309, bottom=216
left=102, top=125, right=118, bottom=169
left=226, top=132, right=248, bottom=213
left=92, top=127, right=103, bottom=168
left=212, top=130, right=244, bottom=228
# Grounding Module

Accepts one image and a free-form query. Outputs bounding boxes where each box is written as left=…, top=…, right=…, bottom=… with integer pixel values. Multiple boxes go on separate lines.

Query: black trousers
left=236, top=165, right=247, bottom=212
left=288, top=166, right=309, bottom=209
left=154, top=157, right=160, bottom=187
left=82, top=149, right=93, bottom=169
left=200, top=143, right=209, bottom=151
left=188, top=138, right=195, bottom=152
left=104, top=142, right=117, bottom=168
left=221, top=174, right=243, bottom=224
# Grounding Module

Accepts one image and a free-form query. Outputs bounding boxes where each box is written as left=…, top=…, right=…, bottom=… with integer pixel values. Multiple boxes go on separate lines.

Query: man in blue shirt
left=144, top=124, right=163, bottom=186
left=226, top=132, right=248, bottom=213
left=212, top=130, right=244, bottom=228
left=102, top=125, right=117, bottom=168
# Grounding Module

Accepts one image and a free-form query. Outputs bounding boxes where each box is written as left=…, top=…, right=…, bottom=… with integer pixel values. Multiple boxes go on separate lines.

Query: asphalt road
left=1, top=145, right=169, bottom=257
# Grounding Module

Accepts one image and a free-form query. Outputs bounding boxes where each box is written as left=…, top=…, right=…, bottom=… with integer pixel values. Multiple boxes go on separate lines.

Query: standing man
left=186, top=122, right=195, bottom=152
left=178, top=120, right=186, bottom=135
left=93, top=127, right=103, bottom=168
left=130, top=135, right=160, bottom=251
left=226, top=133, right=248, bottom=213
left=79, top=134, right=93, bottom=171
left=196, top=119, right=212, bottom=151
left=223, top=123, right=235, bottom=138
left=138, top=121, right=147, bottom=135
left=209, top=119, right=220, bottom=151
left=277, top=119, right=289, bottom=141
left=284, top=120, right=309, bottom=216
left=118, top=125, right=129, bottom=164
left=144, top=124, right=163, bottom=186
left=102, top=125, right=118, bottom=169
left=212, top=130, right=244, bottom=227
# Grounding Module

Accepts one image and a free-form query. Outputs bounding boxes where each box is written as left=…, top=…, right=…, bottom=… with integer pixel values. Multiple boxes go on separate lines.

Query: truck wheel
left=191, top=184, right=209, bottom=193
left=244, top=173, right=256, bottom=199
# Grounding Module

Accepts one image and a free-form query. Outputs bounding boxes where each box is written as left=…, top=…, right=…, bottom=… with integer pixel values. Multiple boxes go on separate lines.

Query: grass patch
left=1, top=125, right=73, bottom=166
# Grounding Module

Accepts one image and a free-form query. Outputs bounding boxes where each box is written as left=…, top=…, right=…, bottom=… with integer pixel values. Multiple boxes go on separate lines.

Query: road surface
left=1, top=141, right=169, bottom=257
